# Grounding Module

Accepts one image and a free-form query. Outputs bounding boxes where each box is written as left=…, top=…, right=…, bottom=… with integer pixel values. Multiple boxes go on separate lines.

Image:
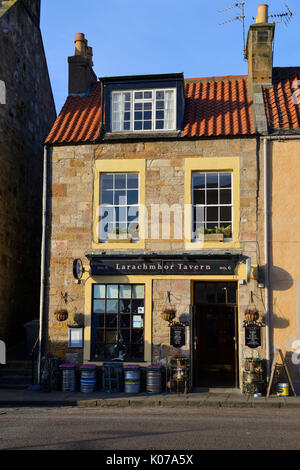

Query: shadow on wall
left=269, top=265, right=294, bottom=291
left=255, top=265, right=293, bottom=292
left=256, top=265, right=292, bottom=329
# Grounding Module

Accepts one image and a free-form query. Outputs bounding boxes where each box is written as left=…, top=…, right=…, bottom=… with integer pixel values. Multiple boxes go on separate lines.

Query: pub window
left=99, top=173, right=139, bottom=242
left=192, top=171, right=233, bottom=240
left=91, top=284, right=145, bottom=362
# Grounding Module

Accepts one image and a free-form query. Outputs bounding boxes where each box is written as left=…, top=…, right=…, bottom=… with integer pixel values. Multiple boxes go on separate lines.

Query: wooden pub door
left=193, top=282, right=239, bottom=388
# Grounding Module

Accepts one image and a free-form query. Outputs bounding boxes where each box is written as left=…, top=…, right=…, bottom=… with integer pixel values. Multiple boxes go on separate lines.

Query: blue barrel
left=124, top=366, right=140, bottom=393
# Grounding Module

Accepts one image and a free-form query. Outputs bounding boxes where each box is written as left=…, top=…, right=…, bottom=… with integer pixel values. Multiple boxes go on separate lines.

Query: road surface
left=0, top=406, right=299, bottom=450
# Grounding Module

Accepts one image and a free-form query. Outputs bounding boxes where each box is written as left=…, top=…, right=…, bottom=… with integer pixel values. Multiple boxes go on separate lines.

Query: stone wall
left=152, top=279, right=191, bottom=365
left=47, top=137, right=265, bottom=371
left=0, top=0, right=56, bottom=345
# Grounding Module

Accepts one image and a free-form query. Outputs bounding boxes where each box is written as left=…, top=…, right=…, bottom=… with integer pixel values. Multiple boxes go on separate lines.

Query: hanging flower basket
left=244, top=308, right=259, bottom=323
left=54, top=309, right=68, bottom=322
left=161, top=307, right=176, bottom=324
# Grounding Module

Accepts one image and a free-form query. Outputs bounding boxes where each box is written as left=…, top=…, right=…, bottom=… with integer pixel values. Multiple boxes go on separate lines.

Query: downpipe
left=263, top=137, right=270, bottom=380
left=37, top=144, right=49, bottom=384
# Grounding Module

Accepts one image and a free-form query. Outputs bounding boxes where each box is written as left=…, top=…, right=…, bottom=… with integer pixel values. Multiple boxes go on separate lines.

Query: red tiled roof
left=46, top=75, right=255, bottom=144
left=183, top=77, right=254, bottom=137
left=263, top=67, right=300, bottom=131
left=45, top=83, right=102, bottom=144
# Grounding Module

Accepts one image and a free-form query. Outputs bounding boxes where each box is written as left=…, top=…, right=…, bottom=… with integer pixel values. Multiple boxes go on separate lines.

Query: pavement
left=1, top=387, right=300, bottom=408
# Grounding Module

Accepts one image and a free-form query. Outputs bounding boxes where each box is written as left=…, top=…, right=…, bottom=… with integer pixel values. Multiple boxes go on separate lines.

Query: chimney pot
left=87, top=46, right=94, bottom=67
left=256, top=4, right=269, bottom=23
left=75, top=33, right=86, bottom=57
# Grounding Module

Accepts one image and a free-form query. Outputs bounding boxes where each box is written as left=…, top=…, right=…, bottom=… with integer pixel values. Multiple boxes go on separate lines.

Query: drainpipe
left=263, top=136, right=270, bottom=380
left=37, top=144, right=49, bottom=384
left=263, top=134, right=300, bottom=381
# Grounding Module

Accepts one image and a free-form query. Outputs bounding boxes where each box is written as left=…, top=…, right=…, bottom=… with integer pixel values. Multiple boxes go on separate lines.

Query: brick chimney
left=246, top=4, right=275, bottom=133
left=68, top=33, right=97, bottom=95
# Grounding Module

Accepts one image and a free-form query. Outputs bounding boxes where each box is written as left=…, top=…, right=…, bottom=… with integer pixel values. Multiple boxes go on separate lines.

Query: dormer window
left=111, top=88, right=176, bottom=132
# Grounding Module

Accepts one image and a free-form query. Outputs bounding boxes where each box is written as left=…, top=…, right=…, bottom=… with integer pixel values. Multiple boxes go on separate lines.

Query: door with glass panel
left=91, top=284, right=145, bottom=362
left=193, top=282, right=238, bottom=387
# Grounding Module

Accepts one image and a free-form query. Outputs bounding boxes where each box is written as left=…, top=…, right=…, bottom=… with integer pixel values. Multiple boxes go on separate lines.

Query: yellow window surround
left=184, top=157, right=240, bottom=250
left=84, top=275, right=152, bottom=364
left=92, top=159, right=146, bottom=250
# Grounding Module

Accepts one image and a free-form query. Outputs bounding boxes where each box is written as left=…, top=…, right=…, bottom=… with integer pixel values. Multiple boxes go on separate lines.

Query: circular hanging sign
left=73, top=259, right=84, bottom=280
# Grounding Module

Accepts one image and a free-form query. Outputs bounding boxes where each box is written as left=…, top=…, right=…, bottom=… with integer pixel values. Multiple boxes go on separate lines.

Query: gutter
left=37, top=144, right=49, bottom=384
left=262, top=134, right=300, bottom=381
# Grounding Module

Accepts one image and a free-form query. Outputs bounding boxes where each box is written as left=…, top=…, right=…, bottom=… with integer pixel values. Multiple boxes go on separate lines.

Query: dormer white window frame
left=111, top=88, right=177, bottom=132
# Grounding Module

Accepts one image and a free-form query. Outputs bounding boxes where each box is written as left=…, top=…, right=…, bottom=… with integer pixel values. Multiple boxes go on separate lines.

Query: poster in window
left=133, top=315, right=144, bottom=329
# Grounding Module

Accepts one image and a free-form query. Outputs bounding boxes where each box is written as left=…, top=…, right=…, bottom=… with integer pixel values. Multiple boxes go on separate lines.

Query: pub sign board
left=245, top=324, right=261, bottom=349
left=90, top=258, right=237, bottom=276
left=170, top=324, right=186, bottom=348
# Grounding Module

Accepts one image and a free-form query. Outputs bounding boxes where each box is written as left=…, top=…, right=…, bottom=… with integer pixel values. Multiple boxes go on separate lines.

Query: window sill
left=87, top=360, right=150, bottom=366
left=92, top=239, right=146, bottom=251
left=185, top=239, right=240, bottom=251
left=103, top=130, right=181, bottom=141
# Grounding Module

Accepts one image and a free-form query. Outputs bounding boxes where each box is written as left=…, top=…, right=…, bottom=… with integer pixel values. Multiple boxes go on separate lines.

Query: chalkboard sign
left=245, top=324, right=261, bottom=349
left=170, top=324, right=186, bottom=348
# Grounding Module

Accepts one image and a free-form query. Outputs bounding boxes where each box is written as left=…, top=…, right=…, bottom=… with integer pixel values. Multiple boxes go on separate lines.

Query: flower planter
left=204, top=233, right=224, bottom=242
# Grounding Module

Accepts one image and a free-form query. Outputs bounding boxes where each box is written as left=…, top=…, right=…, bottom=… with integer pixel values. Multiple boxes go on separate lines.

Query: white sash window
left=111, top=88, right=176, bottom=132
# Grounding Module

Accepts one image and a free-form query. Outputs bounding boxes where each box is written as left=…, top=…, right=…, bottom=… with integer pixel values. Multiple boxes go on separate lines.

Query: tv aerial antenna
left=252, top=4, right=295, bottom=26
left=218, top=2, right=247, bottom=60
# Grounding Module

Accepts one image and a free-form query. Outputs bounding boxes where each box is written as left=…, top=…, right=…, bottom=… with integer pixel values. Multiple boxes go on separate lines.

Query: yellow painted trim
left=92, top=159, right=146, bottom=250
left=184, top=157, right=240, bottom=250
left=83, top=264, right=247, bottom=364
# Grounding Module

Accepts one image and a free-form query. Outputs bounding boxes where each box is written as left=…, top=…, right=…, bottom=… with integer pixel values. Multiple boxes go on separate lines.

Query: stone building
left=0, top=0, right=56, bottom=347
left=44, top=5, right=300, bottom=391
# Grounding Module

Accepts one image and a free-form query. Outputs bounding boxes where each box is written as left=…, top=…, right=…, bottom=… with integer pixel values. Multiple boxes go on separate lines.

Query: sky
left=40, top=0, right=300, bottom=114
